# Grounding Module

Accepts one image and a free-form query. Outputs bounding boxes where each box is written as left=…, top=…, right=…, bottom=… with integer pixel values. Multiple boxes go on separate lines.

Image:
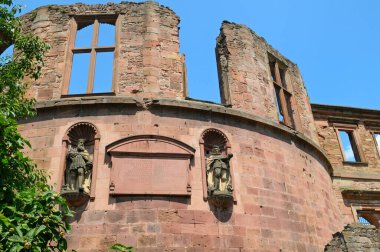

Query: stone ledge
left=35, top=96, right=333, bottom=175
left=334, top=170, right=380, bottom=180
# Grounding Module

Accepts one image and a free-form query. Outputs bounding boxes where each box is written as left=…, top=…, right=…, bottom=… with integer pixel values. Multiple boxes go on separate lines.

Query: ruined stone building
left=4, top=2, right=379, bottom=251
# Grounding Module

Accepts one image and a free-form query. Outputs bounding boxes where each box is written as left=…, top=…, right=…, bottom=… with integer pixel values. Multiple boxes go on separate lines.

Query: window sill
left=343, top=161, right=368, bottom=166
left=279, top=120, right=295, bottom=130
left=61, top=92, right=116, bottom=98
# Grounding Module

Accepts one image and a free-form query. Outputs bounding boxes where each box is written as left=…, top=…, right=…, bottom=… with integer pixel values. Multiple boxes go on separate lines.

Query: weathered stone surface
left=17, top=2, right=380, bottom=251
left=325, top=223, right=380, bottom=251
left=216, top=21, right=319, bottom=143
left=313, top=104, right=380, bottom=227
left=20, top=101, right=343, bottom=251
left=21, top=2, right=184, bottom=101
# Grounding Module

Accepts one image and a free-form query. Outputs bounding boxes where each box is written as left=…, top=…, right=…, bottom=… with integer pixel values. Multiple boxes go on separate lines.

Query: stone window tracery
left=63, top=16, right=118, bottom=96
left=268, top=55, right=295, bottom=128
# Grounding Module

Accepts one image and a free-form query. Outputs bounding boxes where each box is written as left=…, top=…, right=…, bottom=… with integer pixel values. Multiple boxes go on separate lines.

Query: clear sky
left=16, top=0, right=380, bottom=109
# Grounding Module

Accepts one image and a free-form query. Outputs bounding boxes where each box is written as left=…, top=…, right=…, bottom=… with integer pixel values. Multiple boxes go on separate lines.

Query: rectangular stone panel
left=110, top=155, right=190, bottom=195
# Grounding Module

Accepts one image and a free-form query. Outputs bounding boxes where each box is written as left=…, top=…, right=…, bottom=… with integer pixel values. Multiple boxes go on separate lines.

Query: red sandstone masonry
left=21, top=2, right=184, bottom=100
left=313, top=105, right=380, bottom=226
left=15, top=2, right=351, bottom=251
left=19, top=103, right=343, bottom=251
left=216, top=21, right=318, bottom=143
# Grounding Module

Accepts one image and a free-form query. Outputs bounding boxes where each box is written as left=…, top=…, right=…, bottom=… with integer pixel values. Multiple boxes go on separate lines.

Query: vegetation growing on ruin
left=0, top=0, right=72, bottom=251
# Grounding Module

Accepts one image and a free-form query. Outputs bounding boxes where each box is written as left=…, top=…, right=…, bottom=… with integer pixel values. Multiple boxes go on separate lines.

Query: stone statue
left=63, top=139, right=92, bottom=194
left=206, top=145, right=233, bottom=196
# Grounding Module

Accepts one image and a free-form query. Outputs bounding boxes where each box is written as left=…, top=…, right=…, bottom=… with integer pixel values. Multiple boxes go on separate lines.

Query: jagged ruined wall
left=20, top=2, right=184, bottom=100
left=216, top=21, right=318, bottom=143
left=325, top=223, right=380, bottom=252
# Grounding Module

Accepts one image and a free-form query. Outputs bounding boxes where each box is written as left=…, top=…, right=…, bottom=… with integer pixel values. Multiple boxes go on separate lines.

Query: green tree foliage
left=0, top=1, right=73, bottom=251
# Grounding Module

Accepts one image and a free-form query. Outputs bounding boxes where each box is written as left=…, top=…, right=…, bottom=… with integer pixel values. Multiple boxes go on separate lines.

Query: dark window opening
left=338, top=130, right=361, bottom=162
left=358, top=216, right=370, bottom=225
left=357, top=212, right=379, bottom=227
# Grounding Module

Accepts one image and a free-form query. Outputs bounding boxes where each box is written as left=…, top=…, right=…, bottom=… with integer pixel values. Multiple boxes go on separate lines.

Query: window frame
left=62, top=15, right=120, bottom=96
left=268, top=56, right=295, bottom=128
left=371, top=131, right=380, bottom=158
left=333, top=123, right=366, bottom=164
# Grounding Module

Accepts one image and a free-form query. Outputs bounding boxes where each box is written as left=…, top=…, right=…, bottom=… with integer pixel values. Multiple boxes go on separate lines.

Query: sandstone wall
left=216, top=21, right=318, bottom=143
left=13, top=3, right=352, bottom=251
left=20, top=2, right=184, bottom=101
left=313, top=104, right=380, bottom=226
left=20, top=99, right=343, bottom=251
left=325, top=223, right=380, bottom=252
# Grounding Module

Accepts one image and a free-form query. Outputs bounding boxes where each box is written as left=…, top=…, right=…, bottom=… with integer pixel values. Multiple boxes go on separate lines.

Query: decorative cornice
left=34, top=96, right=333, bottom=175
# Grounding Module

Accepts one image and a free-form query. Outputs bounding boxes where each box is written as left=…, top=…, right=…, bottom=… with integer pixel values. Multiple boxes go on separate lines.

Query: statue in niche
left=62, top=139, right=92, bottom=194
left=206, top=145, right=233, bottom=197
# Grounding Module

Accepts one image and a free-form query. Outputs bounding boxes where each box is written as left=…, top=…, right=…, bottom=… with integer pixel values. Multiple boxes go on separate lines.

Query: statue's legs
left=77, top=167, right=84, bottom=191
left=69, top=170, right=76, bottom=190
left=64, top=168, right=70, bottom=189
left=213, top=167, right=221, bottom=191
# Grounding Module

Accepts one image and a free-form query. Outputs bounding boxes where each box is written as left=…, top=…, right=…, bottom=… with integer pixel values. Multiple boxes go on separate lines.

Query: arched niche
left=106, top=135, right=195, bottom=196
left=199, top=128, right=236, bottom=204
left=58, top=122, right=100, bottom=199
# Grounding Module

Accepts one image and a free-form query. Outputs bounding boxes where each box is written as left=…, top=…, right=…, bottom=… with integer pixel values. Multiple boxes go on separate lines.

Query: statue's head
left=77, top=139, right=86, bottom=151
left=210, top=145, right=221, bottom=155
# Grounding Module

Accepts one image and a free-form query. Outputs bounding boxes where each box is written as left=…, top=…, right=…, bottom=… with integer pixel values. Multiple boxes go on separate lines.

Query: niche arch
left=106, top=135, right=195, bottom=196
left=199, top=128, right=236, bottom=203
left=58, top=122, right=100, bottom=199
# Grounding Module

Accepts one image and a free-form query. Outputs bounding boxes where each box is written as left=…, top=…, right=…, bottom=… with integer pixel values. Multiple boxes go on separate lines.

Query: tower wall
left=216, top=21, right=318, bottom=143
left=20, top=2, right=184, bottom=101
left=13, top=3, right=348, bottom=251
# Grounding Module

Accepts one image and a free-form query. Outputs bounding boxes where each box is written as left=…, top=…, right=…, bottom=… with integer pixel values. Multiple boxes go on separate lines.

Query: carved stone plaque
left=107, top=135, right=194, bottom=196
left=110, top=156, right=189, bottom=195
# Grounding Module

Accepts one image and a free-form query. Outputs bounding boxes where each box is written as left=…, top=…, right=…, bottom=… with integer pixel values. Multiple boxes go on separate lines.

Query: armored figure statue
left=206, top=145, right=233, bottom=196
left=63, top=139, right=92, bottom=194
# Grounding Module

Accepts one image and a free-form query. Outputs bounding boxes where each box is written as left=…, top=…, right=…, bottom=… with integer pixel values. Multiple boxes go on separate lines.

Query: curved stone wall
left=19, top=99, right=343, bottom=251
left=14, top=2, right=348, bottom=251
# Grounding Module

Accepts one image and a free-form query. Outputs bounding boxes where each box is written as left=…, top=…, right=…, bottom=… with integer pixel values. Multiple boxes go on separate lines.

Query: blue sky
left=16, top=0, right=380, bottom=109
